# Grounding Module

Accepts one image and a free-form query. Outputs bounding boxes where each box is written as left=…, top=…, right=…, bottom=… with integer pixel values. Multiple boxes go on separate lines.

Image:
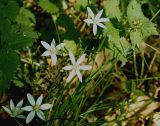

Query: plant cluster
left=0, top=0, right=160, bottom=126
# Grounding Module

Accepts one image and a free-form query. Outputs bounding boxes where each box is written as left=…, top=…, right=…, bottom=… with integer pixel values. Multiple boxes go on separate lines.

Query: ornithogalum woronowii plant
left=2, top=94, right=53, bottom=124
left=2, top=99, right=25, bottom=119
left=63, top=51, right=92, bottom=83
left=84, top=7, right=109, bottom=35
left=41, top=38, right=65, bottom=65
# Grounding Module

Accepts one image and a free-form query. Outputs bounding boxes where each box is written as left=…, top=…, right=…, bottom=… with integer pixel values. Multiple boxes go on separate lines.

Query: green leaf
left=0, top=52, right=20, bottom=90
left=13, top=80, right=24, bottom=88
left=38, top=0, right=59, bottom=14
left=0, top=1, right=19, bottom=21
left=127, top=0, right=145, bottom=26
left=130, top=30, right=142, bottom=48
left=16, top=7, right=36, bottom=26
left=141, top=20, right=159, bottom=38
left=74, top=0, right=88, bottom=11
left=7, top=25, right=39, bottom=50
left=56, top=14, right=79, bottom=40
left=63, top=39, right=78, bottom=55
left=104, top=0, right=122, bottom=21
left=104, top=22, right=130, bottom=65
left=127, top=0, right=158, bottom=46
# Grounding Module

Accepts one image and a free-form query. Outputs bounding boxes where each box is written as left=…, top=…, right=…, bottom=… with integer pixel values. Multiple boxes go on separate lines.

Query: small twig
left=149, top=52, right=157, bottom=71
left=145, top=43, right=160, bottom=54
left=14, top=118, right=24, bottom=126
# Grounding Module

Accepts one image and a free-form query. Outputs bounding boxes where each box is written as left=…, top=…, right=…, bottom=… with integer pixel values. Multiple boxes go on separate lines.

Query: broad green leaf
left=130, top=30, right=142, bottom=48
left=63, top=39, right=78, bottom=55
left=74, top=0, right=88, bottom=11
left=127, top=0, right=158, bottom=46
left=0, top=1, right=19, bottom=21
left=38, top=0, right=59, bottom=14
left=104, top=0, right=122, bottom=21
left=127, top=0, right=145, bottom=26
left=16, top=7, right=36, bottom=26
left=141, top=20, right=159, bottom=38
left=56, top=14, right=79, bottom=40
left=0, top=52, right=20, bottom=90
left=7, top=25, right=39, bottom=50
left=104, top=22, right=130, bottom=65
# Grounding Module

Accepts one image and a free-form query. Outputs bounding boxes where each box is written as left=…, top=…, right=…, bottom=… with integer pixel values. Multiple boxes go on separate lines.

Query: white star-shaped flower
left=84, top=7, right=109, bottom=35
left=63, top=51, right=92, bottom=83
left=22, top=93, right=53, bottom=124
left=2, top=99, right=25, bottom=119
left=41, top=38, right=65, bottom=65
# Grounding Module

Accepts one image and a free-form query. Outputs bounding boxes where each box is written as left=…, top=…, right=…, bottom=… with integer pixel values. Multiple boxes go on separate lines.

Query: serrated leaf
left=130, top=30, right=142, bottom=48
left=6, top=25, right=39, bottom=50
left=0, top=1, right=19, bottom=21
left=74, top=0, right=88, bottom=11
left=38, top=0, right=59, bottom=14
left=141, top=20, right=158, bottom=38
left=127, top=0, right=158, bottom=45
left=127, top=0, right=144, bottom=26
left=0, top=52, right=20, bottom=90
left=16, top=7, right=35, bottom=26
left=104, top=0, right=122, bottom=21
left=103, top=22, right=130, bottom=65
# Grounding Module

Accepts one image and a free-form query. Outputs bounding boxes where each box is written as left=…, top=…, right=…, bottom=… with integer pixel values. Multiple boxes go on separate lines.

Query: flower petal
left=2, top=106, right=12, bottom=115
left=84, top=19, right=93, bottom=25
left=17, top=115, right=26, bottom=119
left=93, top=24, right=97, bottom=35
left=56, top=43, right=65, bottom=50
left=66, top=70, right=76, bottom=83
left=76, top=69, right=82, bottom=82
left=69, top=51, right=76, bottom=64
left=40, top=104, right=53, bottom=110
left=87, top=7, right=94, bottom=19
left=51, top=54, right=57, bottom=65
left=41, top=41, right=51, bottom=50
left=37, top=110, right=45, bottom=121
left=97, top=23, right=106, bottom=29
left=36, top=94, right=43, bottom=106
left=26, top=111, right=35, bottom=124
left=63, top=65, right=73, bottom=70
left=16, top=99, right=24, bottom=108
left=79, top=65, right=92, bottom=70
left=95, top=9, right=103, bottom=20
left=42, top=51, right=51, bottom=56
left=21, top=106, right=33, bottom=111
left=99, top=18, right=109, bottom=22
left=10, top=99, right=15, bottom=110
left=27, top=93, right=35, bottom=106
left=77, top=54, right=86, bottom=65
left=51, top=38, right=56, bottom=49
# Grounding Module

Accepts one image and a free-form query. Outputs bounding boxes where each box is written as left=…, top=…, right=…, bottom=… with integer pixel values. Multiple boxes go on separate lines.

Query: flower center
left=33, top=105, right=40, bottom=112
left=93, top=19, right=98, bottom=24
left=73, top=63, right=78, bottom=71
left=50, top=48, right=56, bottom=54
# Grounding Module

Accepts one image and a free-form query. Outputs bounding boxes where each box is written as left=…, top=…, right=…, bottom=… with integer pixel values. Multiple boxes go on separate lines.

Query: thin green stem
left=133, top=50, right=138, bottom=82
left=150, top=9, right=160, bottom=22
left=52, top=15, right=61, bottom=44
